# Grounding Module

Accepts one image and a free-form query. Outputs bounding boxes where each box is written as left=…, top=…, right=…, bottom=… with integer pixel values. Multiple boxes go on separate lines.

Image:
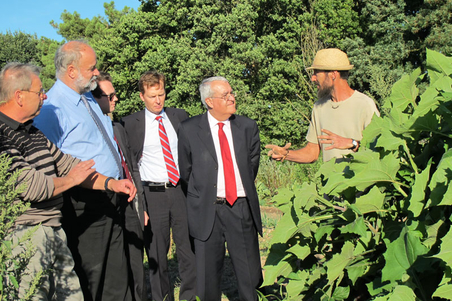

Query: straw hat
left=306, top=48, right=354, bottom=71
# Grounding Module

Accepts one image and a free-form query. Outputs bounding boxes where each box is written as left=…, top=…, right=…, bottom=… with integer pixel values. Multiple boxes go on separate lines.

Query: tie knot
left=218, top=122, right=224, bottom=129
left=156, top=116, right=163, bottom=121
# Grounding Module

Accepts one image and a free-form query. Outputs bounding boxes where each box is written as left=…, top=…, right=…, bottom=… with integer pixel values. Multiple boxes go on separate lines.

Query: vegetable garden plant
left=262, top=49, right=452, bottom=300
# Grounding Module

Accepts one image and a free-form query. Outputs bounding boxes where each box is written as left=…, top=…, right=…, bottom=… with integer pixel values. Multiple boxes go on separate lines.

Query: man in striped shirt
left=0, top=62, right=136, bottom=300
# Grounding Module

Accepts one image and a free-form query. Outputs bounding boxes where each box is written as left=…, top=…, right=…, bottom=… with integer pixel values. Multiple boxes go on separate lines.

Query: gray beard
left=76, top=76, right=98, bottom=94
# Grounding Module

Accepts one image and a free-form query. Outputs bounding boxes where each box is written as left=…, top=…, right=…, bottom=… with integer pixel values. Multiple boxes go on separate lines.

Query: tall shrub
left=262, top=49, right=452, bottom=300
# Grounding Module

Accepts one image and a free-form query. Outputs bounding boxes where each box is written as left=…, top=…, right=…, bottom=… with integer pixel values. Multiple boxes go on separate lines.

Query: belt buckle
left=215, top=197, right=227, bottom=205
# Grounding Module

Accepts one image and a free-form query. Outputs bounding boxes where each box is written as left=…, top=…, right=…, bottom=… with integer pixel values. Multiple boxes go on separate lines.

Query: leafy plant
left=0, top=154, right=39, bottom=300
left=262, top=49, right=452, bottom=300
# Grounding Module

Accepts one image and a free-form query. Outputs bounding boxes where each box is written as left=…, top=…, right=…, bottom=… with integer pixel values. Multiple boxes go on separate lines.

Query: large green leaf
left=353, top=185, right=385, bottom=214
left=433, top=284, right=452, bottom=299
left=269, top=210, right=298, bottom=244
left=381, top=226, right=429, bottom=282
left=387, top=285, right=416, bottom=301
left=407, top=161, right=431, bottom=217
left=262, top=253, right=294, bottom=286
left=423, top=219, right=445, bottom=249
left=321, top=150, right=400, bottom=195
left=426, top=48, right=452, bottom=82
left=383, top=68, right=421, bottom=112
left=325, top=241, right=354, bottom=284
left=341, top=216, right=368, bottom=237
left=427, top=149, right=452, bottom=207
left=432, top=227, right=452, bottom=265
left=286, top=244, right=311, bottom=261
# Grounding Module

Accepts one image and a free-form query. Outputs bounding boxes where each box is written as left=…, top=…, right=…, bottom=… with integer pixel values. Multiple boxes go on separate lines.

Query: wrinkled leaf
left=387, top=285, right=416, bottom=301
left=382, top=227, right=429, bottom=282
left=325, top=241, right=354, bottom=283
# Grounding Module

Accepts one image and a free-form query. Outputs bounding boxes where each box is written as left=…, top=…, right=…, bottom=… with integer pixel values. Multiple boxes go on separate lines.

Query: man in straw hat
left=266, top=48, right=379, bottom=162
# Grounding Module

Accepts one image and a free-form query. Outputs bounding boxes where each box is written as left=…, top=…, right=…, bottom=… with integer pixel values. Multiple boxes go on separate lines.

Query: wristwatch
left=350, top=139, right=358, bottom=150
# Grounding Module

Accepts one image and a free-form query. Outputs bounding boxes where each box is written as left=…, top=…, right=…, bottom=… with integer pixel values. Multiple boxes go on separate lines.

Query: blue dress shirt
left=34, top=79, right=121, bottom=179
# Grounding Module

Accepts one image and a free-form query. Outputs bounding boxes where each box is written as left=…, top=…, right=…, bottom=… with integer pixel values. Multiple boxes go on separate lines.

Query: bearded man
left=266, top=48, right=380, bottom=163
left=34, top=41, right=133, bottom=301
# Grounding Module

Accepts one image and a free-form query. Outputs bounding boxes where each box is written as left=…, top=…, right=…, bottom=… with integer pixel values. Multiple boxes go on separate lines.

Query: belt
left=214, top=197, right=228, bottom=205
left=214, top=197, right=246, bottom=205
left=142, top=181, right=176, bottom=192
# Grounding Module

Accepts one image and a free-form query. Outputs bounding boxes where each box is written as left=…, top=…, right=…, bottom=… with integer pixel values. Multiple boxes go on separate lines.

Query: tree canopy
left=2, top=0, right=452, bottom=147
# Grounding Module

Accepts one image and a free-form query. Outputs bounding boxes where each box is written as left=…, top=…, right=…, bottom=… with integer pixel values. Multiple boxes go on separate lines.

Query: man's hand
left=109, top=179, right=137, bottom=202
left=318, top=129, right=354, bottom=150
left=67, top=159, right=96, bottom=185
left=265, top=143, right=291, bottom=162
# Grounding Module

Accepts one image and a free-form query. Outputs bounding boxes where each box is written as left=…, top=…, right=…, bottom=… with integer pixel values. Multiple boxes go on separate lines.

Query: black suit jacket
left=178, top=113, right=262, bottom=241
left=112, top=122, right=146, bottom=230
left=121, top=107, right=189, bottom=165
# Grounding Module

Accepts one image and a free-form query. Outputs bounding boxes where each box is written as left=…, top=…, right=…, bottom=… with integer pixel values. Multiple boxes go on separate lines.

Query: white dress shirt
left=139, top=108, right=180, bottom=182
left=207, top=112, right=246, bottom=198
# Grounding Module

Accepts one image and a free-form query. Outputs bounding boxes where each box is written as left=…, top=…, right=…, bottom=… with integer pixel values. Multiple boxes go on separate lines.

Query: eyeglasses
left=211, top=91, right=235, bottom=101
left=22, top=88, right=46, bottom=98
left=101, top=92, right=117, bottom=101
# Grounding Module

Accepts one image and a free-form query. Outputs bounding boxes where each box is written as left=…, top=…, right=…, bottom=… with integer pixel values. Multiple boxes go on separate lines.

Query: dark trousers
left=194, top=198, right=263, bottom=301
left=62, top=187, right=131, bottom=301
left=143, top=185, right=197, bottom=301
left=123, top=200, right=146, bottom=301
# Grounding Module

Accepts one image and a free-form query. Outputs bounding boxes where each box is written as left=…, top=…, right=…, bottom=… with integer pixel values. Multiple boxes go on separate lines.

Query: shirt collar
left=54, top=79, right=86, bottom=106
left=145, top=107, right=167, bottom=122
left=207, top=111, right=230, bottom=130
left=0, top=111, right=34, bottom=132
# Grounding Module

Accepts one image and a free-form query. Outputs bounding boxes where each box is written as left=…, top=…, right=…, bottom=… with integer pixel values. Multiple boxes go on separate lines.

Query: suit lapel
left=166, top=108, right=180, bottom=132
left=197, top=113, right=218, bottom=163
left=136, top=110, right=146, bottom=158
left=230, top=115, right=245, bottom=169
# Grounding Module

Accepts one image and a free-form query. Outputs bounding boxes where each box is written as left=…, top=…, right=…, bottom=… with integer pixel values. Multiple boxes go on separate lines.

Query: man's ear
left=67, top=64, right=77, bottom=79
left=14, top=90, right=24, bottom=107
left=139, top=93, right=145, bottom=102
left=205, top=97, right=213, bottom=109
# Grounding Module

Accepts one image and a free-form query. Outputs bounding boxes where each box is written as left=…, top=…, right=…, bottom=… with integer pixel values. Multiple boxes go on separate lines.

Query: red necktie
left=218, top=123, right=237, bottom=205
left=156, top=116, right=180, bottom=186
left=114, top=136, right=133, bottom=182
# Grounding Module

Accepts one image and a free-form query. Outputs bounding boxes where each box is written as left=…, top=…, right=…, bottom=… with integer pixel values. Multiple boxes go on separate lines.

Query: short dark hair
left=338, top=70, right=349, bottom=80
left=138, top=71, right=165, bottom=94
left=92, top=71, right=112, bottom=98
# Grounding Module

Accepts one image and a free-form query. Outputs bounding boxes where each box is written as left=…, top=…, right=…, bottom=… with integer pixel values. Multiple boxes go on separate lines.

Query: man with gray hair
left=34, top=41, right=133, bottom=300
left=0, top=62, right=135, bottom=300
left=178, top=76, right=263, bottom=300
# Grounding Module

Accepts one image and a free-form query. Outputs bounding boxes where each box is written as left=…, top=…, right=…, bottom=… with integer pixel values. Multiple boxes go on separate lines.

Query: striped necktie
left=156, top=116, right=179, bottom=186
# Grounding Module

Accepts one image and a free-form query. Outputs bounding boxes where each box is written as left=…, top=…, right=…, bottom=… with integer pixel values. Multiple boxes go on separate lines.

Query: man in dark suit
left=122, top=71, right=196, bottom=301
left=178, top=76, right=263, bottom=300
left=92, top=72, right=148, bottom=301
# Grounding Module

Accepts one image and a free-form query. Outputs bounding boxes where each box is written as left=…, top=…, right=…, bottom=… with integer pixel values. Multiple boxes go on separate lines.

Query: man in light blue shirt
left=34, top=41, right=132, bottom=301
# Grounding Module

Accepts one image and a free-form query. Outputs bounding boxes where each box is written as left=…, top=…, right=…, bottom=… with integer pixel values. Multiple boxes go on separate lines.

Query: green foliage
left=0, top=31, right=41, bottom=69
left=0, top=154, right=40, bottom=300
left=256, top=156, right=321, bottom=205
left=263, top=49, right=452, bottom=300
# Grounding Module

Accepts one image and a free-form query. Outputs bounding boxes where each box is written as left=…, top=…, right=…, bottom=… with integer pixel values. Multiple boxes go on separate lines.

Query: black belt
left=214, top=197, right=228, bottom=205
left=214, top=197, right=246, bottom=205
left=142, top=181, right=176, bottom=192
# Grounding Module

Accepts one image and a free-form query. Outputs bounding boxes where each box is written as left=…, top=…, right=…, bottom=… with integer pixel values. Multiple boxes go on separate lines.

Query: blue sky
left=0, top=0, right=141, bottom=41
